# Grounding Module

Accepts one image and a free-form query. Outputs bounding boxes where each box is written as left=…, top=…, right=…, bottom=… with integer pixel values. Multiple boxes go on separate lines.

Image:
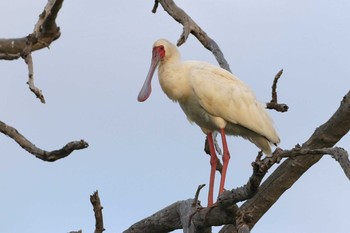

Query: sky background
left=1, top=0, right=349, bottom=232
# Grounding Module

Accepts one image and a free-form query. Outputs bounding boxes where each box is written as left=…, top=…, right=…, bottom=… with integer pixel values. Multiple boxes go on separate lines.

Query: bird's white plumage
left=188, top=61, right=279, bottom=141
left=140, top=39, right=280, bottom=154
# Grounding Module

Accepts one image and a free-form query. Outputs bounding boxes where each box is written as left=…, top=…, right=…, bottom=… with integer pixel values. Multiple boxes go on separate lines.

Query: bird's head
left=137, top=39, right=178, bottom=102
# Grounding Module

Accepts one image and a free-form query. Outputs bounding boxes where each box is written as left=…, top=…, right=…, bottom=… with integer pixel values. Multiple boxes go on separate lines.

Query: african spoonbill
left=138, top=39, right=280, bottom=206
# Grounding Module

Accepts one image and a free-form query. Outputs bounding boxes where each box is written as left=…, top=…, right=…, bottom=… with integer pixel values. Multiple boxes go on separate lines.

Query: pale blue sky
left=1, top=1, right=349, bottom=233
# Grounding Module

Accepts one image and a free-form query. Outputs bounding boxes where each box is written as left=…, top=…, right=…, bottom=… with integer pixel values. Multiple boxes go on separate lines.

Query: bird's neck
left=158, top=57, right=190, bottom=102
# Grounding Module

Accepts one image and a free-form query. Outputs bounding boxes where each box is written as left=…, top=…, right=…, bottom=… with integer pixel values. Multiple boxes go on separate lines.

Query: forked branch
left=0, top=0, right=63, bottom=102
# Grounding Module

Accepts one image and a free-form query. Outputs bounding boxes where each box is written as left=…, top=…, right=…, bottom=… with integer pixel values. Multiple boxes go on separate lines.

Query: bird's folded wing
left=188, top=62, right=279, bottom=144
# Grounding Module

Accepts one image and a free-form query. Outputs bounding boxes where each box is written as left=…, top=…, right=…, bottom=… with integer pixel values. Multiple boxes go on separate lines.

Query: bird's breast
left=158, top=63, right=191, bottom=102
left=179, top=98, right=227, bottom=132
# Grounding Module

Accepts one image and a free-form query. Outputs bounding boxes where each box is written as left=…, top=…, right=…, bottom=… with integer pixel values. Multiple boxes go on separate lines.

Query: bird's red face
left=137, top=45, right=165, bottom=102
left=153, top=45, right=165, bottom=60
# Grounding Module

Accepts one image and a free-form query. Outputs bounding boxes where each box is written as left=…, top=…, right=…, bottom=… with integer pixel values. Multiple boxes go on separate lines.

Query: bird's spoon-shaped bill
left=137, top=47, right=163, bottom=102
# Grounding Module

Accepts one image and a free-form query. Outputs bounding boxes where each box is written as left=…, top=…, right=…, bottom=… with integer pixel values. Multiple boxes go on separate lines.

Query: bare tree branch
left=123, top=198, right=236, bottom=233
left=0, top=0, right=63, bottom=102
left=69, top=191, right=105, bottom=233
left=274, top=146, right=350, bottom=180
left=329, top=147, right=350, bottom=180
left=271, top=70, right=283, bottom=103
left=153, top=0, right=231, bottom=72
left=0, top=0, right=62, bottom=57
left=23, top=52, right=45, bottom=103
left=193, top=184, right=206, bottom=207
left=266, top=69, right=288, bottom=112
left=0, top=120, right=88, bottom=161
left=152, top=0, right=159, bottom=13
left=90, top=191, right=105, bottom=233
left=124, top=200, right=189, bottom=233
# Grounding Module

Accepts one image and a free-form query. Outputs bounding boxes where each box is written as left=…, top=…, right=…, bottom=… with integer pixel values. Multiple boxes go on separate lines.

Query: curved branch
left=0, top=120, right=88, bottom=162
left=154, top=0, right=231, bottom=72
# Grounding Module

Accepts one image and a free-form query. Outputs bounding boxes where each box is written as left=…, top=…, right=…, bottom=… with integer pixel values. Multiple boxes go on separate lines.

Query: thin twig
left=152, top=0, right=159, bottom=13
left=23, top=52, right=45, bottom=103
left=266, top=69, right=288, bottom=112
left=275, top=146, right=350, bottom=180
left=271, top=69, right=283, bottom=104
left=192, top=184, right=206, bottom=207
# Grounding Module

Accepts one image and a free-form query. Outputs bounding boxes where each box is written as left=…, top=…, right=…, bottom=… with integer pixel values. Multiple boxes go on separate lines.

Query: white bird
left=138, top=39, right=280, bottom=206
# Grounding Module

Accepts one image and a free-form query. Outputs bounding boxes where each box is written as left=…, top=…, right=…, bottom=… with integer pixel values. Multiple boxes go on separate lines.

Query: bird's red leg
left=207, top=132, right=217, bottom=207
left=218, top=128, right=230, bottom=195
